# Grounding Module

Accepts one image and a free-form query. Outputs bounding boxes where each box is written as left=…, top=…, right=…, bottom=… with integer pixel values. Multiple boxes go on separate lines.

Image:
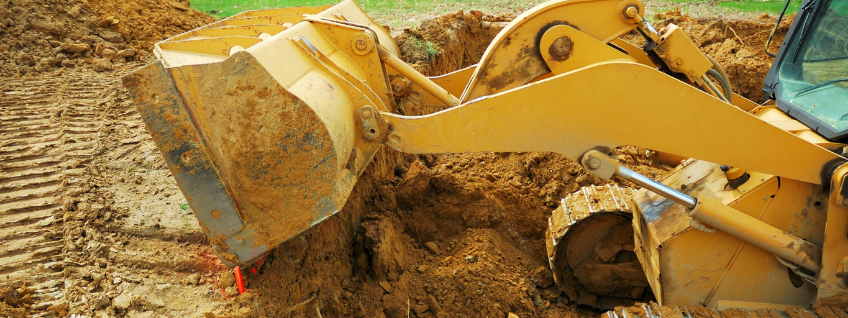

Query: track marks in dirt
left=0, top=72, right=112, bottom=312
left=51, top=72, right=236, bottom=317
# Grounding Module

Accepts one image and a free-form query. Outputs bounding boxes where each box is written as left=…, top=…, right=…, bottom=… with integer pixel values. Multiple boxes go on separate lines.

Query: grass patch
left=191, top=0, right=338, bottom=18
left=717, top=0, right=799, bottom=15
left=648, top=0, right=798, bottom=17
left=191, top=0, right=796, bottom=31
left=191, top=0, right=544, bottom=29
left=413, top=38, right=439, bottom=59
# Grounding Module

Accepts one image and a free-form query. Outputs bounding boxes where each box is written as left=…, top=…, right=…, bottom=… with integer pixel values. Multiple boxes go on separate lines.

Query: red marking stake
left=234, top=266, right=246, bottom=294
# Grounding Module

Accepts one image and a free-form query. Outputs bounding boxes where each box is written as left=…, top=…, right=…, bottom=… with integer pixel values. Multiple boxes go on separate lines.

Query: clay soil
left=0, top=3, right=795, bottom=318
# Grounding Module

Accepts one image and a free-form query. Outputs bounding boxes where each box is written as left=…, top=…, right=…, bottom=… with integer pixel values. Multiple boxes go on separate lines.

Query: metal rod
left=377, top=45, right=461, bottom=107
left=615, top=165, right=822, bottom=273
left=689, top=194, right=822, bottom=273
left=615, top=166, right=697, bottom=209
left=613, top=164, right=822, bottom=273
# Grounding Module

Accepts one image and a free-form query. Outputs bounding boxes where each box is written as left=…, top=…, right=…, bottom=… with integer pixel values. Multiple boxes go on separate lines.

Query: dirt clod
left=424, top=241, right=441, bottom=254
left=219, top=270, right=236, bottom=289
left=530, top=266, right=555, bottom=288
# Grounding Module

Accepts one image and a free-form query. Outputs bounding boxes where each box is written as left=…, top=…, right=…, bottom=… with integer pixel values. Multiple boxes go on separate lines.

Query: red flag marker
left=234, top=266, right=246, bottom=294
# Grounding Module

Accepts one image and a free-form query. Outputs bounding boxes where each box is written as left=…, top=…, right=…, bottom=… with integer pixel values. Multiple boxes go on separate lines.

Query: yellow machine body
left=633, top=161, right=824, bottom=307
left=122, top=0, right=848, bottom=311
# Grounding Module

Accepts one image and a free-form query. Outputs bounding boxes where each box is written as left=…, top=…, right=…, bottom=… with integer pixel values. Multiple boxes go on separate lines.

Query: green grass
left=648, top=0, right=800, bottom=17
left=190, top=0, right=799, bottom=31
left=717, top=0, right=800, bottom=14
left=191, top=0, right=544, bottom=30
left=413, top=38, right=439, bottom=59
left=191, top=0, right=337, bottom=18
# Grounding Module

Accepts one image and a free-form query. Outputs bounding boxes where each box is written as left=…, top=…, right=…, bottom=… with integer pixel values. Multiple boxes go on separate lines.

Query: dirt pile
left=654, top=12, right=794, bottom=102
left=0, top=0, right=214, bottom=77
left=82, top=0, right=217, bottom=56
left=0, top=283, right=33, bottom=318
left=395, top=11, right=514, bottom=76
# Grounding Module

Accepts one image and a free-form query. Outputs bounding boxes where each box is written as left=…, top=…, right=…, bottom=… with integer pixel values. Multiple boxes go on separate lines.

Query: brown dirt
left=0, top=283, right=33, bottom=318
left=395, top=11, right=515, bottom=76
left=83, top=0, right=216, bottom=55
left=0, top=5, right=811, bottom=318
left=0, top=0, right=214, bottom=77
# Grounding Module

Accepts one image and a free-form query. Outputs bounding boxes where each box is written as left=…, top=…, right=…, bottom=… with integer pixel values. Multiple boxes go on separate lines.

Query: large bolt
left=351, top=33, right=373, bottom=55
left=390, top=78, right=410, bottom=97
left=587, top=156, right=601, bottom=170
left=549, top=36, right=574, bottom=60
left=355, top=39, right=368, bottom=51
left=361, top=109, right=372, bottom=119
left=625, top=6, right=639, bottom=18
left=392, top=82, right=405, bottom=93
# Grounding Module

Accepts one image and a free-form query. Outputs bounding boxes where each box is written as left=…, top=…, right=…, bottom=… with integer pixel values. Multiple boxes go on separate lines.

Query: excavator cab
left=765, top=0, right=848, bottom=140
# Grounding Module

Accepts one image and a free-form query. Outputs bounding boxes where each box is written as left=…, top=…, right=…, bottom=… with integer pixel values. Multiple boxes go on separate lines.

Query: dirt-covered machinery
left=123, top=0, right=848, bottom=312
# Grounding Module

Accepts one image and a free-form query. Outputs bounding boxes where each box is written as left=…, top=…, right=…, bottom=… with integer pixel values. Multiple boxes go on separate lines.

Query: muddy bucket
left=123, top=1, right=398, bottom=266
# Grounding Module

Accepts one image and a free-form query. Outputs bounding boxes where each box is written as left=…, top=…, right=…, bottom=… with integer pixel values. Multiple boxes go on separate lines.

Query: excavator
left=122, top=0, right=848, bottom=314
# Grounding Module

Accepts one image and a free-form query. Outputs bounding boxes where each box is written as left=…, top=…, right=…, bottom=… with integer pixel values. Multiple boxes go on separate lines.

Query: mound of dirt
left=0, top=283, right=33, bottom=318
left=395, top=11, right=514, bottom=76
left=654, top=12, right=795, bottom=102
left=82, top=0, right=217, bottom=57
left=0, top=0, right=214, bottom=77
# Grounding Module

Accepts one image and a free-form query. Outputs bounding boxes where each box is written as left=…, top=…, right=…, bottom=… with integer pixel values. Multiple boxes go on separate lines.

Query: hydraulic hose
left=705, top=54, right=733, bottom=104
left=766, top=0, right=793, bottom=57
left=703, top=75, right=729, bottom=103
left=707, top=68, right=733, bottom=103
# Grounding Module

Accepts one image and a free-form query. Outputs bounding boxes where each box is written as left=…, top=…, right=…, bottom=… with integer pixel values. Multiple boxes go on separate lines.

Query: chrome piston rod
left=615, top=166, right=697, bottom=209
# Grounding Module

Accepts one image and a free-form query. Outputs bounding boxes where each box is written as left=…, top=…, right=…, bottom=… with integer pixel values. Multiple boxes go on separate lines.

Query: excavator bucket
left=122, top=1, right=402, bottom=266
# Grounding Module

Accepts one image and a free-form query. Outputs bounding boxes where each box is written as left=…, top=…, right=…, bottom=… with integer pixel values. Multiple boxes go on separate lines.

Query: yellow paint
left=539, top=25, right=636, bottom=74
left=384, top=62, right=844, bottom=186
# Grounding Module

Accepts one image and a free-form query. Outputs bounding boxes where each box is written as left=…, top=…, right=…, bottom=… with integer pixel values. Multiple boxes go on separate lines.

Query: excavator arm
left=381, top=61, right=844, bottom=185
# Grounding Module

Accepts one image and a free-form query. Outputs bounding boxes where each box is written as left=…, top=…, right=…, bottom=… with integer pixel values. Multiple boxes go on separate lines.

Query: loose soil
left=0, top=3, right=804, bottom=318
left=0, top=0, right=214, bottom=77
left=653, top=11, right=794, bottom=102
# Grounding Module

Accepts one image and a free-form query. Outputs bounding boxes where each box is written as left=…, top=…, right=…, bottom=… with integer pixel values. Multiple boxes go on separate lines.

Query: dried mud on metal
left=0, top=3, right=797, bottom=318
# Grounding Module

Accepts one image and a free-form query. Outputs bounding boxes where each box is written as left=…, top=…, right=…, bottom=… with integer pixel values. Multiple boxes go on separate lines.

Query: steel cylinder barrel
left=613, top=164, right=822, bottom=273
left=688, top=193, right=823, bottom=273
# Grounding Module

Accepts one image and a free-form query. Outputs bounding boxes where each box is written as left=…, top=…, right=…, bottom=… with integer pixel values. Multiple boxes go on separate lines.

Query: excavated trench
left=0, top=2, right=797, bottom=317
